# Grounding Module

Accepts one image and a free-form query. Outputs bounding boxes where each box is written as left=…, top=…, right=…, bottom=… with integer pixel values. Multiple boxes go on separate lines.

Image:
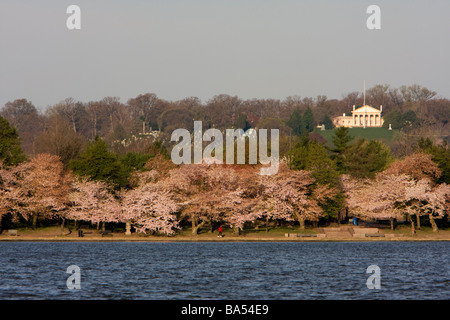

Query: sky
left=1, top=0, right=449, bottom=110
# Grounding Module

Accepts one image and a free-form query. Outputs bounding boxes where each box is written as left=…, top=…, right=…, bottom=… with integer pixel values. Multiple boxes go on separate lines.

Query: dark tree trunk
left=191, top=215, right=198, bottom=235
left=415, top=213, right=421, bottom=230
left=208, top=217, right=213, bottom=233
left=299, top=217, right=305, bottom=230
left=410, top=215, right=415, bottom=235
left=191, top=214, right=205, bottom=235
left=390, top=218, right=396, bottom=231
left=429, top=214, right=438, bottom=232
left=32, top=213, right=38, bottom=230
left=61, top=217, right=65, bottom=235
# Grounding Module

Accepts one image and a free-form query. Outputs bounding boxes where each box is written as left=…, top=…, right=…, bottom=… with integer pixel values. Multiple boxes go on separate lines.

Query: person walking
left=218, top=225, right=223, bottom=237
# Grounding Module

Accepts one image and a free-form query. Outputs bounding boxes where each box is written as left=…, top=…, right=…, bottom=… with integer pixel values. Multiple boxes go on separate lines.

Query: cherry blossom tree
left=222, top=166, right=263, bottom=233
left=166, top=159, right=242, bottom=235
left=404, top=177, right=432, bottom=231
left=341, top=173, right=413, bottom=230
left=143, top=153, right=177, bottom=180
left=223, top=195, right=262, bottom=233
left=343, top=166, right=449, bottom=234
left=11, top=154, right=70, bottom=229
left=67, top=175, right=179, bottom=235
left=405, top=179, right=450, bottom=232
left=384, top=152, right=441, bottom=181
left=67, top=177, right=121, bottom=229
left=261, top=162, right=322, bottom=230
left=425, top=183, right=450, bottom=232
left=129, top=169, right=161, bottom=187
left=166, top=163, right=209, bottom=234
left=0, top=164, right=18, bottom=231
left=120, top=180, right=179, bottom=236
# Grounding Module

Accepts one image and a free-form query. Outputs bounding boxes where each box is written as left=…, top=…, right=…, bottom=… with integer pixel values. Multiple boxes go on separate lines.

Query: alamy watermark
left=66, top=5, right=381, bottom=31
left=171, top=121, right=279, bottom=175
left=367, top=5, right=381, bottom=30
left=366, top=264, right=381, bottom=289
left=66, top=265, right=81, bottom=290
left=63, top=263, right=382, bottom=292
left=66, top=5, right=81, bottom=30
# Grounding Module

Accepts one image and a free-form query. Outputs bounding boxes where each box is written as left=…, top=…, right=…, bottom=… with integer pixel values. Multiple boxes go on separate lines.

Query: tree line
left=1, top=108, right=449, bottom=234
left=1, top=83, right=448, bottom=163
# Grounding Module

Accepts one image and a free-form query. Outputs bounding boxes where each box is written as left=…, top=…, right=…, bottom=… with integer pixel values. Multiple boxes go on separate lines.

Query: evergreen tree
left=331, top=127, right=353, bottom=152
left=382, top=110, right=418, bottom=129
left=286, top=108, right=304, bottom=136
left=419, top=138, right=450, bottom=184
left=382, top=110, right=402, bottom=129
left=418, top=137, right=433, bottom=150
left=305, top=142, right=340, bottom=185
left=303, top=107, right=315, bottom=132
left=120, top=152, right=152, bottom=173
left=343, top=139, right=393, bottom=178
left=322, top=114, right=334, bottom=130
left=69, top=136, right=130, bottom=189
left=0, top=115, right=26, bottom=166
left=289, top=139, right=340, bottom=186
left=288, top=141, right=309, bottom=171
left=330, top=127, right=353, bottom=172
left=401, top=110, right=418, bottom=127
left=288, top=139, right=344, bottom=219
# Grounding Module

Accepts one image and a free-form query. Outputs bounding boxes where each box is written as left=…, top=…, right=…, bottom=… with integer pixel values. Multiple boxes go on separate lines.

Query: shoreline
left=1, top=235, right=449, bottom=242
left=2, top=225, right=449, bottom=242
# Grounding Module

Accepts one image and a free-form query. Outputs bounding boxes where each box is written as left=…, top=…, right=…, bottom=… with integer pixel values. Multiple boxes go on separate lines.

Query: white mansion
left=333, top=105, right=384, bottom=128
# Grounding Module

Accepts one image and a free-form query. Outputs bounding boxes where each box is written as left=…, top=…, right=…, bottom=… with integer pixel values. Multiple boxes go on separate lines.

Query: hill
left=316, top=127, right=396, bottom=148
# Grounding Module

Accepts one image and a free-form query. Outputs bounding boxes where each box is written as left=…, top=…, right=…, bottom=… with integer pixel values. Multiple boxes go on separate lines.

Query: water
left=0, top=241, right=448, bottom=300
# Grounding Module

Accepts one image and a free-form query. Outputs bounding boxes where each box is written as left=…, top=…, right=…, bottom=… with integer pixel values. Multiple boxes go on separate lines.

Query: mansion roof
left=353, top=105, right=382, bottom=113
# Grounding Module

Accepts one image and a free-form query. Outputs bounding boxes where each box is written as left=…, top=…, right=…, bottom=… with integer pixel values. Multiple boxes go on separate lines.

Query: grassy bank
left=1, top=225, right=449, bottom=241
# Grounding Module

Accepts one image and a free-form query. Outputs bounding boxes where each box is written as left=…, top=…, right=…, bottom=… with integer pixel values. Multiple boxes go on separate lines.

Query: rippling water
left=0, top=242, right=448, bottom=300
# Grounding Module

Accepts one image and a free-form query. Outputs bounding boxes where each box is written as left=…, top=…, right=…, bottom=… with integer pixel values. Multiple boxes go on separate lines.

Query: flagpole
left=363, top=80, right=366, bottom=128
left=363, top=80, right=366, bottom=106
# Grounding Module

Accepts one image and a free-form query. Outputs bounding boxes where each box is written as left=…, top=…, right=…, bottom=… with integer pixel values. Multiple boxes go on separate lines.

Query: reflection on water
left=0, top=242, right=448, bottom=299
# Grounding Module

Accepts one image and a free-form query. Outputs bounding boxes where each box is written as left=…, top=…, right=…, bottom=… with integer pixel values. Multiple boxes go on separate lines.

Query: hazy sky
left=1, top=0, right=449, bottom=110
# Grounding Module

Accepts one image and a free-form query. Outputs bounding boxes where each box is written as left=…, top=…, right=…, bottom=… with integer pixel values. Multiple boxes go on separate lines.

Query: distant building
left=333, top=105, right=384, bottom=128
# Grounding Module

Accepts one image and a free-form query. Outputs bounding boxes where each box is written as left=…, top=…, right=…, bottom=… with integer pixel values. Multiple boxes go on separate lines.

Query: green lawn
left=383, top=225, right=444, bottom=235
left=174, top=226, right=317, bottom=237
left=316, top=127, right=396, bottom=148
left=3, top=224, right=449, bottom=240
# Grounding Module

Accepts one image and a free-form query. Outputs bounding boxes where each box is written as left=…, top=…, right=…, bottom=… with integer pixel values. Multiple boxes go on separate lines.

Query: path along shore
left=1, top=226, right=449, bottom=242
